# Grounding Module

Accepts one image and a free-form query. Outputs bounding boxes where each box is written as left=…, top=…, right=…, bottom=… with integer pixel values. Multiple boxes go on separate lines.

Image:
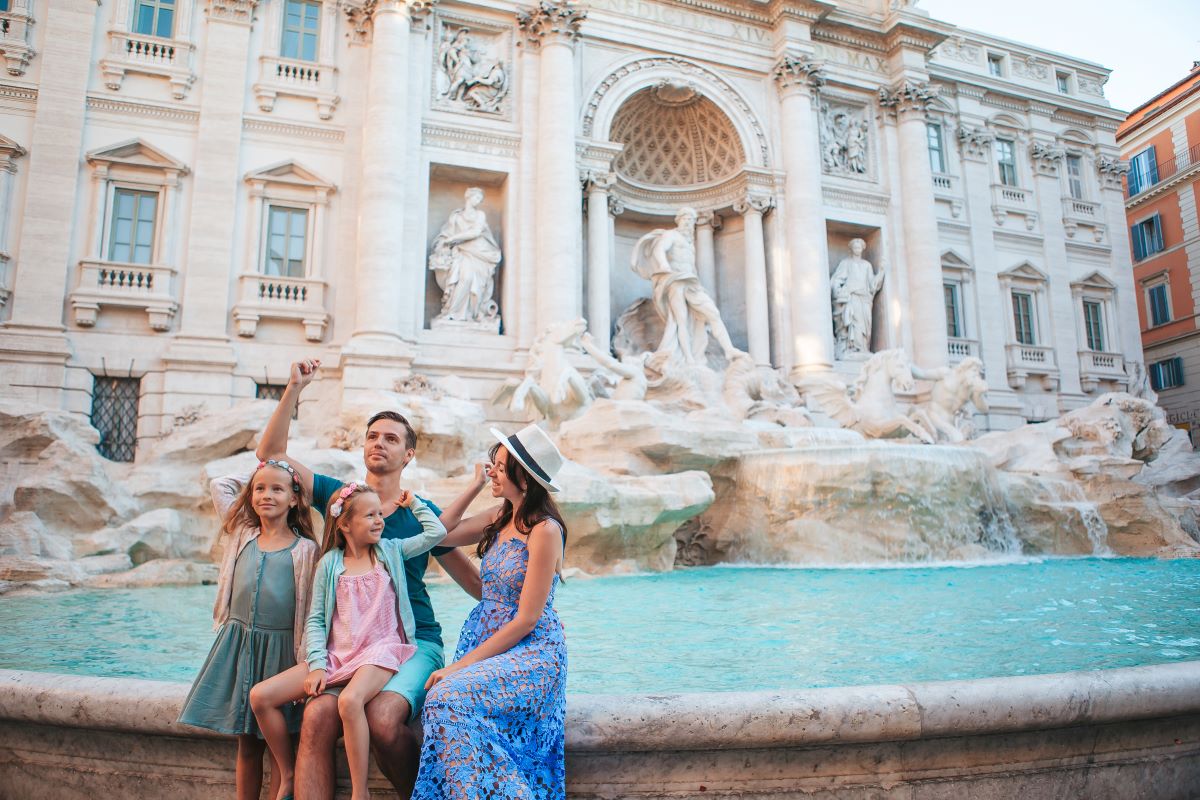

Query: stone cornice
left=0, top=84, right=37, bottom=106
left=880, top=12, right=951, bottom=56
left=517, top=1, right=586, bottom=47
left=811, top=21, right=887, bottom=53
left=765, top=0, right=836, bottom=26
left=244, top=117, right=345, bottom=142
left=422, top=122, right=520, bottom=156
left=86, top=96, right=200, bottom=124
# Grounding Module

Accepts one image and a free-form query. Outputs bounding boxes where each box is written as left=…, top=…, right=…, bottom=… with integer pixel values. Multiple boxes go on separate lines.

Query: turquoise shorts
left=322, top=638, right=445, bottom=723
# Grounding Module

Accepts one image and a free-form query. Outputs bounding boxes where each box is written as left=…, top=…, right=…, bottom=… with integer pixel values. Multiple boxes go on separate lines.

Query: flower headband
left=257, top=459, right=301, bottom=493
left=329, top=481, right=361, bottom=518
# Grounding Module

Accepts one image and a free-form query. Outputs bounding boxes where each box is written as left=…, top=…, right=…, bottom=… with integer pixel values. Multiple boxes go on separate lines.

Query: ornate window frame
left=941, top=249, right=977, bottom=361
left=0, top=133, right=25, bottom=310
left=1070, top=271, right=1126, bottom=391
left=998, top=261, right=1058, bottom=390
left=253, top=0, right=340, bottom=119
left=98, top=0, right=197, bottom=99
left=70, top=139, right=188, bottom=331
left=233, top=160, right=335, bottom=341
left=987, top=114, right=1037, bottom=230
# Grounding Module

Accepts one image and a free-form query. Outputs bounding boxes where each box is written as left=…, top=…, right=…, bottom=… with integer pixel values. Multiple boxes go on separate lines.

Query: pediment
left=86, top=139, right=188, bottom=173
left=940, top=249, right=971, bottom=269
left=0, top=134, right=26, bottom=157
left=1072, top=270, right=1116, bottom=291
left=1000, top=261, right=1049, bottom=282
left=245, top=160, right=335, bottom=191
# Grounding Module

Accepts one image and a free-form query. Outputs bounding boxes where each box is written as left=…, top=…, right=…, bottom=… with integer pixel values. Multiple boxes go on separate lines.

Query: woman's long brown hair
left=476, top=442, right=568, bottom=559
left=220, top=465, right=317, bottom=543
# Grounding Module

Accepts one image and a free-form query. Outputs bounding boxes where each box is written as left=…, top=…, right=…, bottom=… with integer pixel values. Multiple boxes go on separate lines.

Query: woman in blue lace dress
left=412, top=424, right=569, bottom=799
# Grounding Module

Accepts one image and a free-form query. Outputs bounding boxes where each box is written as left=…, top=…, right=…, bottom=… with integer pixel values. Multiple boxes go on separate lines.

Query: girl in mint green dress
left=178, top=460, right=318, bottom=800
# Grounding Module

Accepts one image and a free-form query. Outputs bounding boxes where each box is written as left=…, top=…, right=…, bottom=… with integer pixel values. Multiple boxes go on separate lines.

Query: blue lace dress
left=413, top=536, right=567, bottom=799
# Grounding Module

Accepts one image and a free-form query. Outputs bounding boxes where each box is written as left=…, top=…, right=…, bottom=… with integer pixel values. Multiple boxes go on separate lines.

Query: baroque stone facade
left=0, top=0, right=1140, bottom=456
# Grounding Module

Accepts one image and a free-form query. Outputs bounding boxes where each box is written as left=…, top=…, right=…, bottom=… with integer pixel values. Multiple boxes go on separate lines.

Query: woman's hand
left=474, top=461, right=491, bottom=489
left=424, top=662, right=463, bottom=691
left=304, top=669, right=327, bottom=697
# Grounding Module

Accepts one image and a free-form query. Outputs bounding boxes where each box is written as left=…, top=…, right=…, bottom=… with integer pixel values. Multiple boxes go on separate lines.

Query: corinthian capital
left=517, top=1, right=586, bottom=47
left=734, top=193, right=773, bottom=216
left=773, top=54, right=825, bottom=96
left=878, top=79, right=937, bottom=119
left=345, top=0, right=436, bottom=42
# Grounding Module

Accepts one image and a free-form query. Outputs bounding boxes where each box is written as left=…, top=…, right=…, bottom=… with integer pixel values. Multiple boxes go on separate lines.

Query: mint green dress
left=179, top=537, right=304, bottom=736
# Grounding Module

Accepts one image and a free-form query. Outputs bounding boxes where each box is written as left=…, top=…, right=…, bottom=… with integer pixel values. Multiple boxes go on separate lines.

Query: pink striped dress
left=323, top=561, right=416, bottom=686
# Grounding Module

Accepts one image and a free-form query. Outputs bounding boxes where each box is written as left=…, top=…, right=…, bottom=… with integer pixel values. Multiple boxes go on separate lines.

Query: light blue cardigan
left=305, top=498, right=447, bottom=672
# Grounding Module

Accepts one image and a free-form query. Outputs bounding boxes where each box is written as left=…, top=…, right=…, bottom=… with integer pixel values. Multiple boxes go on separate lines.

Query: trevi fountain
left=0, top=0, right=1198, bottom=797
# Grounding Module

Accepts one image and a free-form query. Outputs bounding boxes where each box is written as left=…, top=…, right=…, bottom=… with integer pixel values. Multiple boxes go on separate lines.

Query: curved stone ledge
left=1, top=663, right=1198, bottom=798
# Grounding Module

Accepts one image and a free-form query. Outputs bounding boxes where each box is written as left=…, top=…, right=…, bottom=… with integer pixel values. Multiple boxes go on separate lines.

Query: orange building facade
left=1118, top=63, right=1200, bottom=439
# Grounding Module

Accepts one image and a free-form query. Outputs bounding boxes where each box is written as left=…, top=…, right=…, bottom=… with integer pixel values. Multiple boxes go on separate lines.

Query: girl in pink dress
left=250, top=483, right=446, bottom=800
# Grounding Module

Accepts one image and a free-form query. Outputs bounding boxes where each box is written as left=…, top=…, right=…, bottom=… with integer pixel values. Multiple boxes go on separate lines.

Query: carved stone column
left=518, top=1, right=586, bottom=332
left=695, top=210, right=720, bottom=296
left=583, top=170, right=614, bottom=347
left=879, top=79, right=947, bottom=369
left=345, top=0, right=431, bottom=357
left=734, top=193, right=773, bottom=365
left=774, top=54, right=834, bottom=375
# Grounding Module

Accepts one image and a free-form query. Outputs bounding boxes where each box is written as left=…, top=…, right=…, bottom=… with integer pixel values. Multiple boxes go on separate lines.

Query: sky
left=917, top=0, right=1200, bottom=113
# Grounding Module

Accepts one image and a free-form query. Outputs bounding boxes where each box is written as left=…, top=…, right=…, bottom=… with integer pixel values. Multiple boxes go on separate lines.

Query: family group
left=177, top=358, right=570, bottom=800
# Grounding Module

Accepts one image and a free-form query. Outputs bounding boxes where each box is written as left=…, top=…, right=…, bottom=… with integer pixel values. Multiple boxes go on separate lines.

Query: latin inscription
left=811, top=42, right=887, bottom=74
left=589, top=0, right=770, bottom=44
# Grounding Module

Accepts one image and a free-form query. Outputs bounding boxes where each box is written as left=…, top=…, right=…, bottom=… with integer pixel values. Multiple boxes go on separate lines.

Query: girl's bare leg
left=249, top=663, right=309, bottom=800
left=337, top=666, right=396, bottom=800
left=235, top=735, right=265, bottom=800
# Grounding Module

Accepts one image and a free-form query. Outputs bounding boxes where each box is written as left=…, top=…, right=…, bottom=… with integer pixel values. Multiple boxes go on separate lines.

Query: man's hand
left=304, top=668, right=327, bottom=697
left=289, top=359, right=321, bottom=390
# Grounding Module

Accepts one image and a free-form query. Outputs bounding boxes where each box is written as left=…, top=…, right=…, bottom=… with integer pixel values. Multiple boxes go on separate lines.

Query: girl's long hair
left=320, top=483, right=379, bottom=559
left=220, top=466, right=317, bottom=543
left=476, top=442, right=568, bottom=559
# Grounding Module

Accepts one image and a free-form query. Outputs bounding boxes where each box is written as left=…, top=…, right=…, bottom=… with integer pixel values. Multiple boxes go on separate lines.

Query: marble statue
left=494, top=318, right=591, bottom=427
left=438, top=27, right=509, bottom=112
left=723, top=353, right=812, bottom=427
left=910, top=357, right=990, bottom=443
left=830, top=238, right=885, bottom=360
left=429, top=187, right=502, bottom=330
left=631, top=207, right=742, bottom=365
left=580, top=331, right=651, bottom=402
left=801, top=349, right=936, bottom=443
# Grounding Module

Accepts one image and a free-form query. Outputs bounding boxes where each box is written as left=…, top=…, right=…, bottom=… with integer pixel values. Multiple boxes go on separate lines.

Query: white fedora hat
left=490, top=424, right=564, bottom=493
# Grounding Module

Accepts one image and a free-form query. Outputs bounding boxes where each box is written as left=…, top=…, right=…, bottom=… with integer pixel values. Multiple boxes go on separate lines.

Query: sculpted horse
left=801, top=349, right=936, bottom=443
left=909, top=357, right=990, bottom=443
left=494, top=318, right=591, bottom=428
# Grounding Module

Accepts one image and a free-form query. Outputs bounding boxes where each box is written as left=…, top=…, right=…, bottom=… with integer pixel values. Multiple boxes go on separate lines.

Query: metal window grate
left=91, top=376, right=141, bottom=462
left=256, top=382, right=297, bottom=419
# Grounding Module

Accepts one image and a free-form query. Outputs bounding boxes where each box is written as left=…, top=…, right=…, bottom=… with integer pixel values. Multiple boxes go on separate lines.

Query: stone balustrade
left=1078, top=349, right=1129, bottom=392
left=99, top=30, right=197, bottom=99
left=1061, top=196, right=1106, bottom=242
left=69, top=259, right=178, bottom=331
left=947, top=336, right=979, bottom=361
left=253, top=54, right=340, bottom=119
left=1005, top=342, right=1059, bottom=389
left=1, top=663, right=1198, bottom=797
left=232, top=273, right=328, bottom=341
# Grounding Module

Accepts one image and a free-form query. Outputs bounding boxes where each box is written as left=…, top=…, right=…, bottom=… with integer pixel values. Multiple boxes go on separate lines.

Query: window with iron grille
left=133, top=0, right=175, bottom=38
left=91, top=376, right=141, bottom=462
left=1082, top=300, right=1104, bottom=352
left=1012, top=291, right=1035, bottom=345
left=257, top=383, right=297, bottom=419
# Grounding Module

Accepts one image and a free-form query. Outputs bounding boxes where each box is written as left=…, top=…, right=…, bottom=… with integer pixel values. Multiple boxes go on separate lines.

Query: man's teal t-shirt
left=312, top=473, right=453, bottom=647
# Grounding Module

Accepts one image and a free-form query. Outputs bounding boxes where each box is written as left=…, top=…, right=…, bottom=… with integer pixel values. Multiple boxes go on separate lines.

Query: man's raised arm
left=255, top=358, right=319, bottom=496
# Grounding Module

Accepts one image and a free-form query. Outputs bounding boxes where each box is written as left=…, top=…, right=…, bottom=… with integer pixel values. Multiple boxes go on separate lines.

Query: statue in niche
left=438, top=27, right=509, bottom=113
left=830, top=238, right=885, bottom=360
left=630, top=207, right=742, bottom=366
left=428, top=187, right=502, bottom=331
left=820, top=103, right=870, bottom=176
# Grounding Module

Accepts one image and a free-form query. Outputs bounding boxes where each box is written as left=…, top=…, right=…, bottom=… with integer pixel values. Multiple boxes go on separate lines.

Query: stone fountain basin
left=1, top=663, right=1197, bottom=798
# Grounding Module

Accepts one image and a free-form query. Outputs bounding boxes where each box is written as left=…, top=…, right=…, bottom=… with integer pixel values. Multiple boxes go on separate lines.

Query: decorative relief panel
left=819, top=100, right=871, bottom=178
left=1011, top=55, right=1051, bottom=82
left=935, top=36, right=981, bottom=65
left=433, top=16, right=512, bottom=117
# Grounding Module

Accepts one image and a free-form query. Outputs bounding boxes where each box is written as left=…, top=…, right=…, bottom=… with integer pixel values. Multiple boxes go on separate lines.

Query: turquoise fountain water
left=4, top=557, right=1198, bottom=694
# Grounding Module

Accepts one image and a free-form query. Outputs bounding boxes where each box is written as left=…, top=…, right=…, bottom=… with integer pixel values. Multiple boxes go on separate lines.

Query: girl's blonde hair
left=221, top=462, right=317, bottom=543
left=320, top=482, right=379, bottom=558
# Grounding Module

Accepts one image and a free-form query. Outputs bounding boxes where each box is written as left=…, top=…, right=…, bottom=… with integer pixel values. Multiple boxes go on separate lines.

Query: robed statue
left=830, top=238, right=885, bottom=359
left=429, top=187, right=502, bottom=330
